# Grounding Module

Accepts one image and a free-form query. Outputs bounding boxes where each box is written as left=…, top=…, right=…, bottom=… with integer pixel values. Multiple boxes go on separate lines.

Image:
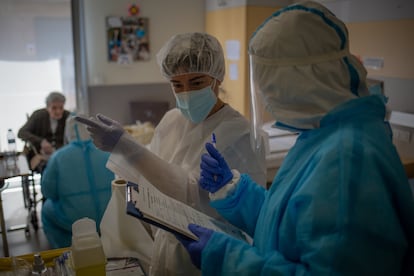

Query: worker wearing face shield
left=175, top=1, right=414, bottom=275
left=76, top=32, right=266, bottom=275
left=41, top=115, right=114, bottom=248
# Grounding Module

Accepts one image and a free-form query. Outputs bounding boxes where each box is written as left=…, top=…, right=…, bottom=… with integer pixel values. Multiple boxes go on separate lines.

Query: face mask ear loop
left=211, top=78, right=218, bottom=95
left=170, top=83, right=177, bottom=94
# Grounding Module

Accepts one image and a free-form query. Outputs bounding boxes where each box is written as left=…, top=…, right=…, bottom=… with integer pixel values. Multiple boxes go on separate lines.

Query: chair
left=12, top=114, right=47, bottom=235
left=19, top=175, right=40, bottom=235
left=15, top=141, right=42, bottom=235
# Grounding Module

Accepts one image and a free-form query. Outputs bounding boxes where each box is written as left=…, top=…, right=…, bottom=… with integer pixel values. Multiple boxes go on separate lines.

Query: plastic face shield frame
left=249, top=55, right=269, bottom=155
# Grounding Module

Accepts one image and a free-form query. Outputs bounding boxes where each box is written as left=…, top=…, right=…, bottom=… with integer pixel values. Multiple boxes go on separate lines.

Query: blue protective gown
left=202, top=96, right=414, bottom=275
left=41, top=140, right=114, bottom=248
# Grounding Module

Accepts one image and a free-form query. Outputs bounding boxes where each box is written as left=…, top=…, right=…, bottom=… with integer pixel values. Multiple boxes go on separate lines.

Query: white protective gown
left=108, top=105, right=266, bottom=276
left=149, top=105, right=265, bottom=275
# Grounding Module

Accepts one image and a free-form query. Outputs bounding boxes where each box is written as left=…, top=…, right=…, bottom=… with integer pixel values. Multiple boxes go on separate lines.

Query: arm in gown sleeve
left=210, top=174, right=266, bottom=238
left=201, top=156, right=413, bottom=275
left=107, top=132, right=193, bottom=204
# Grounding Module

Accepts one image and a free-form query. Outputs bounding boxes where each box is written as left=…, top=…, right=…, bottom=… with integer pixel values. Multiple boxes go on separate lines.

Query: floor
left=0, top=175, right=51, bottom=258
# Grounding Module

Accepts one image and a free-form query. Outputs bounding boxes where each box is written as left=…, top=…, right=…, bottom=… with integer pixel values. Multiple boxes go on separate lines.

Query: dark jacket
left=18, top=108, right=70, bottom=155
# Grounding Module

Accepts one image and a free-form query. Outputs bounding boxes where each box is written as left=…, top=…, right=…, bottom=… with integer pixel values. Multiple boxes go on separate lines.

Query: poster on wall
left=106, top=16, right=150, bottom=64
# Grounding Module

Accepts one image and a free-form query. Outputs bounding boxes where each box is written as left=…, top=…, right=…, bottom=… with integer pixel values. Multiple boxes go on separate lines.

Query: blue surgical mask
left=174, top=82, right=217, bottom=123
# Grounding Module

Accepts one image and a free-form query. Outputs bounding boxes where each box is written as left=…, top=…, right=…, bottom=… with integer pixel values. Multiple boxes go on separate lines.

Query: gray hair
left=45, top=91, right=66, bottom=106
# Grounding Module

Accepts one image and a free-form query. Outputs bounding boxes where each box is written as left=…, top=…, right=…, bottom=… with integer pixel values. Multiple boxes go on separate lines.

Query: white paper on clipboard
left=107, top=154, right=249, bottom=242
left=126, top=182, right=248, bottom=241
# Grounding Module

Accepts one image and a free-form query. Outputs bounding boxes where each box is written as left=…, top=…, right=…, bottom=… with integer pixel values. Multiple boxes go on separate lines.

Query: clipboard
left=126, top=183, right=191, bottom=239
left=126, top=182, right=249, bottom=242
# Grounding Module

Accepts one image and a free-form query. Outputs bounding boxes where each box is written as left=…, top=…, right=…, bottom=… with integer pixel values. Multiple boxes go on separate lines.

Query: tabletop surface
left=0, top=153, right=31, bottom=183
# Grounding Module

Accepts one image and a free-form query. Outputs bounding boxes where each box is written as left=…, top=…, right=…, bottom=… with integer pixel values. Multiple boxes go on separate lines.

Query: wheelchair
left=18, top=142, right=45, bottom=236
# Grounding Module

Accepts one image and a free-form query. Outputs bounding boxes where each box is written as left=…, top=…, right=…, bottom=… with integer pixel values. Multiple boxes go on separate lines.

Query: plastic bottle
left=6, top=129, right=17, bottom=169
left=7, top=129, right=17, bottom=152
left=71, top=218, right=106, bottom=276
left=31, top=253, right=48, bottom=275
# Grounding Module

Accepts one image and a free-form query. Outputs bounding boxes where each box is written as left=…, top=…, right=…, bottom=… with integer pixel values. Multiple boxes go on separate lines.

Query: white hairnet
left=249, top=0, right=369, bottom=130
left=156, top=32, right=225, bottom=82
left=65, top=114, right=91, bottom=142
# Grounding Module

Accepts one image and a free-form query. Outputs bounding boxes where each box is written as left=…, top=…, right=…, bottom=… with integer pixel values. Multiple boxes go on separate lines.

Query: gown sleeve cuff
left=209, top=170, right=240, bottom=201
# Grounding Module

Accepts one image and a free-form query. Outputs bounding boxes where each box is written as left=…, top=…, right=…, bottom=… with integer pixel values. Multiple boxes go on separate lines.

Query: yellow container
left=74, top=263, right=106, bottom=276
left=0, top=247, right=69, bottom=272
left=71, top=236, right=106, bottom=276
left=71, top=218, right=106, bottom=276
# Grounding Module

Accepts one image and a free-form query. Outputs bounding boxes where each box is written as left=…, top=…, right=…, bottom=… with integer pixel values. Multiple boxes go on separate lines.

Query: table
left=0, top=247, right=147, bottom=275
left=0, top=152, right=31, bottom=257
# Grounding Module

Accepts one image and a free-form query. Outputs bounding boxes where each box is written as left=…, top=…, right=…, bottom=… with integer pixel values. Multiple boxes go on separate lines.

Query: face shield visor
left=249, top=55, right=276, bottom=154
left=249, top=53, right=307, bottom=155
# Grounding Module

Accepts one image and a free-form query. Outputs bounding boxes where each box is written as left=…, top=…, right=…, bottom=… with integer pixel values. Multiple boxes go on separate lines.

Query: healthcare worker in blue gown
left=75, top=32, right=266, bottom=275
left=41, top=115, right=114, bottom=248
left=176, top=1, right=414, bottom=275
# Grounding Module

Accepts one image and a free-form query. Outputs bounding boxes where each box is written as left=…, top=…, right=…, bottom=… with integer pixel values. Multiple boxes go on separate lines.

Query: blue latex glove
left=175, top=223, right=214, bottom=269
left=199, top=142, right=233, bottom=193
left=74, top=114, right=124, bottom=152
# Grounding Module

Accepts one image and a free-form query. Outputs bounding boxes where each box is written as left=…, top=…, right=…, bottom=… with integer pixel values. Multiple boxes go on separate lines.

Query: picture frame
left=106, top=16, right=150, bottom=63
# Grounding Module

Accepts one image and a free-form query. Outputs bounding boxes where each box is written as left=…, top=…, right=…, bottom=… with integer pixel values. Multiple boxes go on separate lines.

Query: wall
left=84, top=0, right=414, bottom=125
left=83, top=0, right=205, bottom=123
left=320, top=0, right=414, bottom=114
left=84, top=0, right=205, bottom=86
left=347, top=20, right=414, bottom=113
left=205, top=0, right=288, bottom=117
left=206, top=6, right=247, bottom=116
left=88, top=83, right=174, bottom=125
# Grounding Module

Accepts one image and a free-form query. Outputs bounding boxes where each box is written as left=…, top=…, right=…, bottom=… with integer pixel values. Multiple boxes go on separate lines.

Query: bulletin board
left=106, top=16, right=150, bottom=64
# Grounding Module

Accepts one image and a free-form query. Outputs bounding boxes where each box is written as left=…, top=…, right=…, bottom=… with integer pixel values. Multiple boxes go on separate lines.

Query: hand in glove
left=75, top=114, right=124, bottom=152
left=175, top=224, right=214, bottom=269
left=40, top=139, right=54, bottom=155
left=199, top=142, right=233, bottom=193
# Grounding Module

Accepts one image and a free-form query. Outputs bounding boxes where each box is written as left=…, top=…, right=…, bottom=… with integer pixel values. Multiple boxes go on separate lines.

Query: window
left=0, top=0, right=75, bottom=151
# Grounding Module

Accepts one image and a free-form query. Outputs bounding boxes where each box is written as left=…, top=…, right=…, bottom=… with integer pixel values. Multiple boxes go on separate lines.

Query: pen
left=211, top=133, right=216, bottom=148
left=211, top=133, right=217, bottom=182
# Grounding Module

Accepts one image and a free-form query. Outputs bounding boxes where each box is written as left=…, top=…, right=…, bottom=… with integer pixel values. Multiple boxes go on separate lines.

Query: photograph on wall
left=106, top=16, right=149, bottom=64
